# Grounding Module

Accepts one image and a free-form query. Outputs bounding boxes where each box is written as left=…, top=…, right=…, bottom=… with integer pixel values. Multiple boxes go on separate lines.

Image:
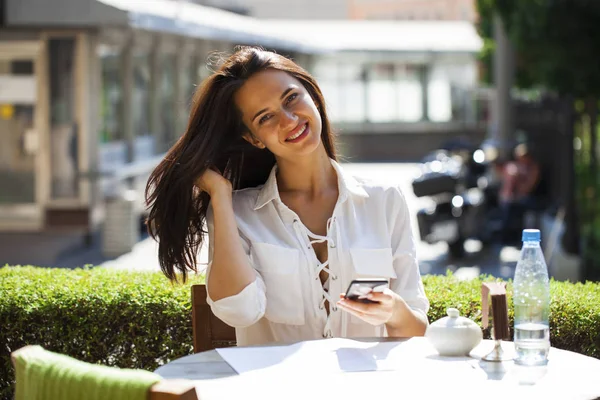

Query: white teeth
left=287, top=124, right=306, bottom=141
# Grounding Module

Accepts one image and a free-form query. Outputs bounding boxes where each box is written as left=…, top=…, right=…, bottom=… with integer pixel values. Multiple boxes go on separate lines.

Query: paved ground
left=77, top=162, right=519, bottom=279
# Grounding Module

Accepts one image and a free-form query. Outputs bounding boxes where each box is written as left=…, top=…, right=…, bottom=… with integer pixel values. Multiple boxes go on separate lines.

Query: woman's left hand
left=336, top=289, right=399, bottom=326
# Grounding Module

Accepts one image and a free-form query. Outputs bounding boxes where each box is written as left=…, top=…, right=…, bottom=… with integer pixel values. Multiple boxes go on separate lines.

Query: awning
left=4, top=0, right=482, bottom=55
left=96, top=0, right=329, bottom=53
left=264, top=20, right=483, bottom=54
left=3, top=0, right=328, bottom=53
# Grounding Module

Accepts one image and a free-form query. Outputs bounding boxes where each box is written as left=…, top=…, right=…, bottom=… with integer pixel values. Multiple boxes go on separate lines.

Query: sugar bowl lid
left=430, top=307, right=479, bottom=329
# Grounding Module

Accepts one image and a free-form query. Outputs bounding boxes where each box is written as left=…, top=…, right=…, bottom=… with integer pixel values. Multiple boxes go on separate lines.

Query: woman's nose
left=279, top=109, right=298, bottom=128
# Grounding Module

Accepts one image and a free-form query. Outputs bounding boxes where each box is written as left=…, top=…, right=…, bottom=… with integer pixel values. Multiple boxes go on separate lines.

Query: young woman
left=146, top=47, right=429, bottom=346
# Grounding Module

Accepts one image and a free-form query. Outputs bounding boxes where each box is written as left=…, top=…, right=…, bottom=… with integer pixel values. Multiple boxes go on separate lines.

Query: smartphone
left=344, top=279, right=389, bottom=304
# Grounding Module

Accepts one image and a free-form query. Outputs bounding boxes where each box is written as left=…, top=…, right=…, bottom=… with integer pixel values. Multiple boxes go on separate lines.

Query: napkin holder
left=481, top=282, right=512, bottom=362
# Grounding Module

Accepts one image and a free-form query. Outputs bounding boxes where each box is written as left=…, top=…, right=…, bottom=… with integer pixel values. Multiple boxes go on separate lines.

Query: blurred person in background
left=496, top=143, right=543, bottom=243
left=145, top=47, right=429, bottom=346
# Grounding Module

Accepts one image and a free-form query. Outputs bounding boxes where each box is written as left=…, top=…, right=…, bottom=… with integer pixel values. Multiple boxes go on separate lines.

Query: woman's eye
left=259, top=114, right=272, bottom=124
left=286, top=93, right=298, bottom=104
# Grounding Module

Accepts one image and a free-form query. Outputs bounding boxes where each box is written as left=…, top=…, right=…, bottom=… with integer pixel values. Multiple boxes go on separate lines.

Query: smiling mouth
left=285, top=122, right=308, bottom=142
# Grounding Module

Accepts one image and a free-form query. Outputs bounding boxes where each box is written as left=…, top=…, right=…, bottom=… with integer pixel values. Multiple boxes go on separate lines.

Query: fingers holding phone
left=342, top=279, right=388, bottom=303
left=338, top=279, right=397, bottom=326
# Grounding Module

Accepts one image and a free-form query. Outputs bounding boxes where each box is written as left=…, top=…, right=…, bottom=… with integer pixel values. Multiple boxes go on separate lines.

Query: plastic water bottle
left=513, top=229, right=550, bottom=366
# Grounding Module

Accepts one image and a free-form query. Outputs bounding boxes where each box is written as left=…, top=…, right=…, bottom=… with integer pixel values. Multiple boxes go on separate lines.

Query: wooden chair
left=148, top=380, right=198, bottom=400
left=11, top=345, right=198, bottom=400
left=191, top=284, right=237, bottom=353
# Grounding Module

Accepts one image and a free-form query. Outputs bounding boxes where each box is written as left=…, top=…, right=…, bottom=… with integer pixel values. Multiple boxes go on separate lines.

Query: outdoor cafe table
left=155, top=337, right=600, bottom=400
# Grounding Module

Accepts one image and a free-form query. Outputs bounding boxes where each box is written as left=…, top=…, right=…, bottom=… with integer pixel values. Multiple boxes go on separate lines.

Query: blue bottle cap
left=522, top=229, right=541, bottom=242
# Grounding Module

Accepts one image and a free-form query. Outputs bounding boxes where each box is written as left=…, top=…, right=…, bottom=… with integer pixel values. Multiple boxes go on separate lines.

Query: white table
left=155, top=337, right=600, bottom=400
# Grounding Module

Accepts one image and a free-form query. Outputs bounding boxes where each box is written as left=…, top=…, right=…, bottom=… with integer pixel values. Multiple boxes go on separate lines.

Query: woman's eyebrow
left=279, top=87, right=294, bottom=100
left=251, top=87, right=296, bottom=122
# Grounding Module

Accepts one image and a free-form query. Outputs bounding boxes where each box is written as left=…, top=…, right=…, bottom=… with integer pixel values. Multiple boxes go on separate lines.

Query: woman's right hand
left=195, top=168, right=232, bottom=197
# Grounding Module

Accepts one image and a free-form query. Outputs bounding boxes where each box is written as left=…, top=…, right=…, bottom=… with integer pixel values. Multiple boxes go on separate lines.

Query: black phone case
left=344, top=280, right=388, bottom=304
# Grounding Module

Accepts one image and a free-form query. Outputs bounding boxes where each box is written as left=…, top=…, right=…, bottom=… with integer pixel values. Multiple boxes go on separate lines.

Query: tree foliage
left=476, top=0, right=600, bottom=96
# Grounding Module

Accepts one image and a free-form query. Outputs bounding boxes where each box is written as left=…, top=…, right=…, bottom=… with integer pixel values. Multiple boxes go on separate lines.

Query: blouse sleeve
left=204, top=205, right=267, bottom=328
left=388, top=186, right=430, bottom=319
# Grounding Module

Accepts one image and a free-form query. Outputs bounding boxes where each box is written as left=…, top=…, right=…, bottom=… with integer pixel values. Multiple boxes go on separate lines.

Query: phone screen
left=344, top=279, right=389, bottom=304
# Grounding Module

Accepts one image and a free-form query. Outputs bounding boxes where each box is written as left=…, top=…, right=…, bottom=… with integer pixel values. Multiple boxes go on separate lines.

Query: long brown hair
left=145, top=46, right=338, bottom=282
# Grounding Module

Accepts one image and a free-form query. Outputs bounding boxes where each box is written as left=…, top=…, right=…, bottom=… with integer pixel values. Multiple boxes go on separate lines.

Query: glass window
left=133, top=49, right=150, bottom=138
left=132, top=48, right=154, bottom=160
left=339, top=65, right=366, bottom=122
left=428, top=67, right=452, bottom=122
left=313, top=62, right=342, bottom=122
left=0, top=60, right=36, bottom=204
left=98, top=43, right=126, bottom=172
left=48, top=38, right=79, bottom=199
left=197, top=49, right=212, bottom=83
left=160, top=53, right=176, bottom=152
left=177, top=55, right=200, bottom=138
left=185, top=56, right=198, bottom=111
left=98, top=44, right=122, bottom=144
left=367, top=63, right=396, bottom=122
left=396, top=65, right=423, bottom=122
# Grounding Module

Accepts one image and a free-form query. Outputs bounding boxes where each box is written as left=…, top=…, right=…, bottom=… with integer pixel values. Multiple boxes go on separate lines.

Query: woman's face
left=234, top=69, right=323, bottom=160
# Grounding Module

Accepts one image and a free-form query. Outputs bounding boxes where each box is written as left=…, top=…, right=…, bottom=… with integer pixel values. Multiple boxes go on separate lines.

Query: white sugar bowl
left=426, top=308, right=483, bottom=357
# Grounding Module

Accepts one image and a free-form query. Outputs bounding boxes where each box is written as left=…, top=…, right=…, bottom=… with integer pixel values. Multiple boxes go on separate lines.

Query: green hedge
left=424, top=274, right=600, bottom=358
left=0, top=266, right=203, bottom=400
left=2, top=266, right=600, bottom=400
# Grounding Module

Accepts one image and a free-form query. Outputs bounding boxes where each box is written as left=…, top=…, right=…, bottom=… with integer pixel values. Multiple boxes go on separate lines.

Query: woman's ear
left=242, top=132, right=266, bottom=149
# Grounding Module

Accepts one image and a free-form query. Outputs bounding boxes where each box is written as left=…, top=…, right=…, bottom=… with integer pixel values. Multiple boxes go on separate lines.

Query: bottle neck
left=519, top=240, right=546, bottom=264
left=522, top=240, right=541, bottom=248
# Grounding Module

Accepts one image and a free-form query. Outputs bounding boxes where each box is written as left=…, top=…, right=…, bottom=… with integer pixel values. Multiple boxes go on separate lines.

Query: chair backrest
left=11, top=345, right=198, bottom=400
left=191, top=284, right=236, bottom=353
left=148, top=379, right=198, bottom=400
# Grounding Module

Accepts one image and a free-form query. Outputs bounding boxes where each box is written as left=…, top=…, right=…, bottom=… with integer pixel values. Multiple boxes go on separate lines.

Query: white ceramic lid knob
left=447, top=308, right=460, bottom=318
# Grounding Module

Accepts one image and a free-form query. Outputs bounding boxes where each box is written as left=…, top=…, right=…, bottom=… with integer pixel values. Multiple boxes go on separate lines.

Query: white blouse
left=205, top=159, right=429, bottom=347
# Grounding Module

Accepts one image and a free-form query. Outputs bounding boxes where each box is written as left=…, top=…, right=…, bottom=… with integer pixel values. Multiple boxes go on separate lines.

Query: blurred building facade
left=0, top=0, right=320, bottom=238
left=196, top=0, right=476, bottom=21
left=0, top=0, right=485, bottom=267
left=347, top=0, right=476, bottom=21
left=189, top=0, right=349, bottom=19
left=191, top=0, right=488, bottom=160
